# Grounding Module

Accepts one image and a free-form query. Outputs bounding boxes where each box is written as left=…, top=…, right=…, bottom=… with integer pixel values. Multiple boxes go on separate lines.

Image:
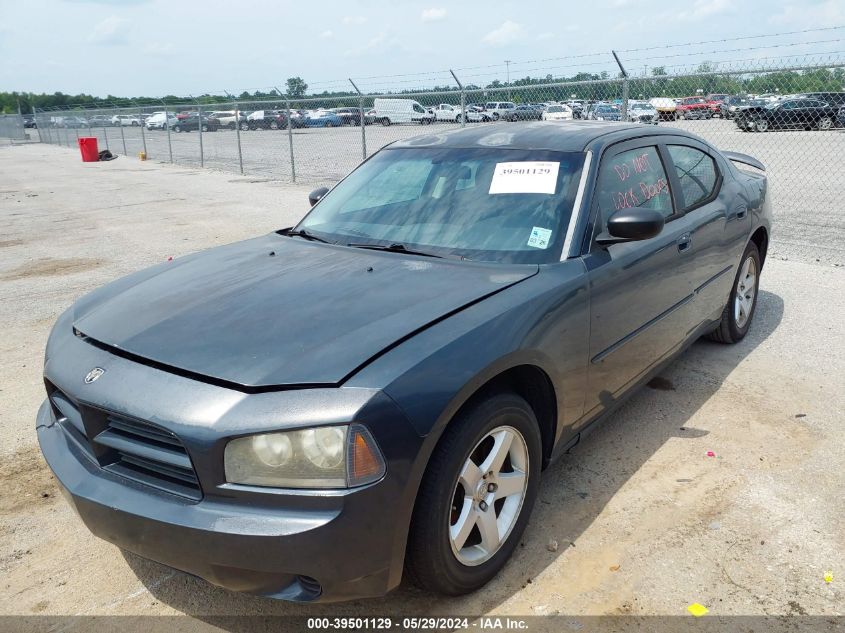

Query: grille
left=94, top=416, right=202, bottom=501
left=48, top=385, right=201, bottom=501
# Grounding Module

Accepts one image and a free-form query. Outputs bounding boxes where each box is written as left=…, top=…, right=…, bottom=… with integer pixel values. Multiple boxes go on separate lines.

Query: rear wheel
left=201, top=124, right=209, bottom=132
left=173, top=125, right=182, bottom=133
left=239, top=121, right=250, bottom=131
left=406, top=392, right=541, bottom=595
left=755, top=119, right=769, bottom=132
left=707, top=242, right=761, bottom=344
left=818, top=117, right=833, bottom=131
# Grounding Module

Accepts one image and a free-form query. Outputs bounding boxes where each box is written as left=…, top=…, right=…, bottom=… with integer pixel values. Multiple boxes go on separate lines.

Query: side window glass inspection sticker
left=489, top=161, right=560, bottom=195
left=527, top=227, right=553, bottom=249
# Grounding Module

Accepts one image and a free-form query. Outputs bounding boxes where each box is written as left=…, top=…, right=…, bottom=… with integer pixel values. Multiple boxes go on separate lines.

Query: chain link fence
left=0, top=114, right=27, bottom=141
left=30, top=59, right=845, bottom=228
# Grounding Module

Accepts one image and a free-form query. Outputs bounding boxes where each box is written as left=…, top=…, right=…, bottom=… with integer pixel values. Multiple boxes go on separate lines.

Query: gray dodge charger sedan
left=37, top=122, right=771, bottom=602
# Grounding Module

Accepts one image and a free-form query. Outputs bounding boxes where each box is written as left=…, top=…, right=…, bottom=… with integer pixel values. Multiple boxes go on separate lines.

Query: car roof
left=387, top=121, right=703, bottom=153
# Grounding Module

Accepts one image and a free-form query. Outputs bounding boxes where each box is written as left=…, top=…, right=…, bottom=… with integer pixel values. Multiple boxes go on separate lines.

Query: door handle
left=677, top=232, right=692, bottom=253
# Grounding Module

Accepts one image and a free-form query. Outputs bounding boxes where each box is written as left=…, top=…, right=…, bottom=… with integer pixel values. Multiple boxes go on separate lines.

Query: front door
left=581, top=141, right=698, bottom=416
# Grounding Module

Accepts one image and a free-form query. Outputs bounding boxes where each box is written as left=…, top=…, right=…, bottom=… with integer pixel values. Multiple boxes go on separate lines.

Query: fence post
left=234, top=100, right=244, bottom=174
left=349, top=79, right=367, bottom=160
left=612, top=50, right=629, bottom=121
left=192, top=96, right=204, bottom=168
left=101, top=109, right=109, bottom=151
left=285, top=98, right=296, bottom=183
left=117, top=105, right=127, bottom=156
left=450, top=69, right=465, bottom=128
left=138, top=104, right=147, bottom=158
left=160, top=99, right=173, bottom=163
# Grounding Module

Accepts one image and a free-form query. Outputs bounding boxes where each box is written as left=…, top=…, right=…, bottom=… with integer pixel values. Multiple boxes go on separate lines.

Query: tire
left=707, top=242, right=761, bottom=344
left=269, top=120, right=279, bottom=130
left=492, top=113, right=500, bottom=120
left=818, top=117, right=833, bottom=131
left=675, top=112, right=683, bottom=120
left=239, top=121, right=250, bottom=131
left=381, top=117, right=391, bottom=126
left=405, top=392, right=541, bottom=596
left=201, top=124, right=209, bottom=132
left=173, top=125, right=182, bottom=133
left=755, top=119, right=768, bottom=132
left=131, top=121, right=139, bottom=127
left=228, top=122, right=236, bottom=130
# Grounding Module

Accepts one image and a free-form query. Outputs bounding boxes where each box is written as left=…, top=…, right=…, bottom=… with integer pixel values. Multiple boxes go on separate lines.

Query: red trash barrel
left=78, top=137, right=99, bottom=162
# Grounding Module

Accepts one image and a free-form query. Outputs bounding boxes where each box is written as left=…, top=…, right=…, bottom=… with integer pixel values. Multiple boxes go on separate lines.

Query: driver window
left=595, top=146, right=673, bottom=230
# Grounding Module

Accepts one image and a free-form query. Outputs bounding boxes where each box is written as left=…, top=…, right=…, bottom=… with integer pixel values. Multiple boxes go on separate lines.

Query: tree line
left=3, top=67, right=842, bottom=114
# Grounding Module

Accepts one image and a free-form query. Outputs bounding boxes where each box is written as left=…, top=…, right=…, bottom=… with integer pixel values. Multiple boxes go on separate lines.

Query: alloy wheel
left=734, top=256, right=757, bottom=328
left=449, top=426, right=529, bottom=566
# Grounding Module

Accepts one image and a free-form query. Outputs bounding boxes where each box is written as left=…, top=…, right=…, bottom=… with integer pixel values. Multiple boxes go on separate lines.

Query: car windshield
left=296, top=147, right=586, bottom=264
left=631, top=103, right=652, bottom=110
left=547, top=106, right=563, bottom=112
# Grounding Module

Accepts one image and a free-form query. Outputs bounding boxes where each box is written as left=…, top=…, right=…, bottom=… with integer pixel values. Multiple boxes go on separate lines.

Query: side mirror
left=597, top=208, right=665, bottom=245
left=308, top=186, right=330, bottom=207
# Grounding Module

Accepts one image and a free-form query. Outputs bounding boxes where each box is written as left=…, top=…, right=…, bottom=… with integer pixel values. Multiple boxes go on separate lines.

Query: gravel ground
left=0, top=144, right=843, bottom=630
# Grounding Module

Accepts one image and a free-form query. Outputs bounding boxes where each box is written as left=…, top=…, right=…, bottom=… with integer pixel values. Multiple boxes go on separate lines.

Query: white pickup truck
left=431, top=104, right=490, bottom=123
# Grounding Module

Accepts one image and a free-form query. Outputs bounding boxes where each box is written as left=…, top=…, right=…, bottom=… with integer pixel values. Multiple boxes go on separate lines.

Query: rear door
left=582, top=140, right=699, bottom=415
left=663, top=139, right=748, bottom=324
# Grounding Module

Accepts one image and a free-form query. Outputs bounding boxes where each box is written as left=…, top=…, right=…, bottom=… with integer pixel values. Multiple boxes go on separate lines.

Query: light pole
left=505, top=60, right=511, bottom=100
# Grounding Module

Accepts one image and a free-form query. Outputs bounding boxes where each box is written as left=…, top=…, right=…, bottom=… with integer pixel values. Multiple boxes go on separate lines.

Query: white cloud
left=768, top=0, right=845, bottom=27
left=482, top=20, right=524, bottom=47
left=669, top=0, right=733, bottom=22
left=88, top=15, right=129, bottom=45
left=421, top=8, right=447, bottom=22
left=320, top=30, right=334, bottom=39
left=143, top=41, right=173, bottom=56
left=342, top=15, right=367, bottom=25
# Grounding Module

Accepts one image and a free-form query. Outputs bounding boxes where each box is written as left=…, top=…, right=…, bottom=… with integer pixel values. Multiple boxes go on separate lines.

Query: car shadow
left=124, top=289, right=784, bottom=626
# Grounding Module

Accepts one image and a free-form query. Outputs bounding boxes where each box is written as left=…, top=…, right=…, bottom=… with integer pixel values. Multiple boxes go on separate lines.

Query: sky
left=0, top=0, right=843, bottom=98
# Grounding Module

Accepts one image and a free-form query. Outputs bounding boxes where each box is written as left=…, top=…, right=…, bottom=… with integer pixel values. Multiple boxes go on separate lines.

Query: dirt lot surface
left=0, top=144, right=843, bottom=631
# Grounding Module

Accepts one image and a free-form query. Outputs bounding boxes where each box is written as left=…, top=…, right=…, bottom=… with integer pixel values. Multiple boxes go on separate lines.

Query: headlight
left=597, top=116, right=604, bottom=120
left=224, top=424, right=386, bottom=489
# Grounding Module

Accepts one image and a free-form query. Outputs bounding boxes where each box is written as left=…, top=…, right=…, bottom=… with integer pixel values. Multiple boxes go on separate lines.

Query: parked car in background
left=837, top=104, right=845, bottom=127
left=88, top=115, right=112, bottom=127
left=541, top=104, right=573, bottom=121
left=705, top=94, right=729, bottom=116
left=208, top=111, right=246, bottom=130
left=364, top=109, right=376, bottom=125
left=735, top=98, right=838, bottom=132
left=587, top=103, right=622, bottom=121
left=483, top=101, right=516, bottom=120
left=246, top=110, right=289, bottom=130
left=675, top=97, right=712, bottom=120
left=145, top=112, right=178, bottom=130
left=331, top=107, right=365, bottom=126
left=305, top=110, right=343, bottom=127
left=373, top=98, right=435, bottom=126
left=23, top=115, right=36, bottom=128
left=721, top=96, right=749, bottom=119
left=506, top=104, right=543, bottom=122
left=111, top=114, right=140, bottom=127
left=628, top=101, right=659, bottom=124
left=432, top=104, right=490, bottom=123
left=649, top=97, right=677, bottom=120
left=172, top=113, right=221, bottom=133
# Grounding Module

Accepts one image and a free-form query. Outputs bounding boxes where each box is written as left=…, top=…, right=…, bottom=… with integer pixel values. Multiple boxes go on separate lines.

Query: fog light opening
left=297, top=574, right=322, bottom=598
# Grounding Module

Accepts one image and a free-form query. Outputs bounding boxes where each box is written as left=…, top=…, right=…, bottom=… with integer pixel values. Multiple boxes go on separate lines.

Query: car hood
left=73, top=234, right=538, bottom=389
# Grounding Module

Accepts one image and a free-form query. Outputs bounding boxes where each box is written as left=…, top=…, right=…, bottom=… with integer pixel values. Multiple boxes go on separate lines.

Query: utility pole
left=505, top=60, right=512, bottom=100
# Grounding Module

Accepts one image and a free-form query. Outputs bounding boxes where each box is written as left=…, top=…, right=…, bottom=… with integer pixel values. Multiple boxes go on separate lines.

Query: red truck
left=674, top=96, right=713, bottom=120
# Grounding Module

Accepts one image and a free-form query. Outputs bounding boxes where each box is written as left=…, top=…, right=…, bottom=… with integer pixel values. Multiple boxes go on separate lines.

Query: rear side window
left=595, top=146, right=673, bottom=225
left=667, top=145, right=718, bottom=210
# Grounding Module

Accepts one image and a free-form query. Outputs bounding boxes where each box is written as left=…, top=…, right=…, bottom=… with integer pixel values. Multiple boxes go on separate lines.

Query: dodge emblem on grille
left=84, top=367, right=105, bottom=384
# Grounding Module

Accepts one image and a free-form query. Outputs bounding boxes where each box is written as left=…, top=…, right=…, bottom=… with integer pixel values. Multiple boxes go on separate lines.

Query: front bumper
left=37, top=398, right=410, bottom=602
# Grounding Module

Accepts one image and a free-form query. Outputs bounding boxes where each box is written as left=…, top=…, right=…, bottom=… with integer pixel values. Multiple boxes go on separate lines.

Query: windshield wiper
left=346, top=242, right=458, bottom=259
left=280, top=227, right=333, bottom=244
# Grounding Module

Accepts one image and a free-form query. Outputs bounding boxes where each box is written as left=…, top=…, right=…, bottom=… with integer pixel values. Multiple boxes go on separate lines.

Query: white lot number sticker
left=527, top=227, right=553, bottom=249
left=489, top=161, right=560, bottom=195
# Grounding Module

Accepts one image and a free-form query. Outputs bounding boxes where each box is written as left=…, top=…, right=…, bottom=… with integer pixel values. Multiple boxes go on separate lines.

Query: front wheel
left=405, top=392, right=541, bottom=595
left=381, top=117, right=391, bottom=126
left=239, top=121, right=250, bottom=131
left=173, top=125, right=182, bottom=133
left=754, top=119, right=769, bottom=132
left=707, top=242, right=761, bottom=344
left=818, top=117, right=833, bottom=131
